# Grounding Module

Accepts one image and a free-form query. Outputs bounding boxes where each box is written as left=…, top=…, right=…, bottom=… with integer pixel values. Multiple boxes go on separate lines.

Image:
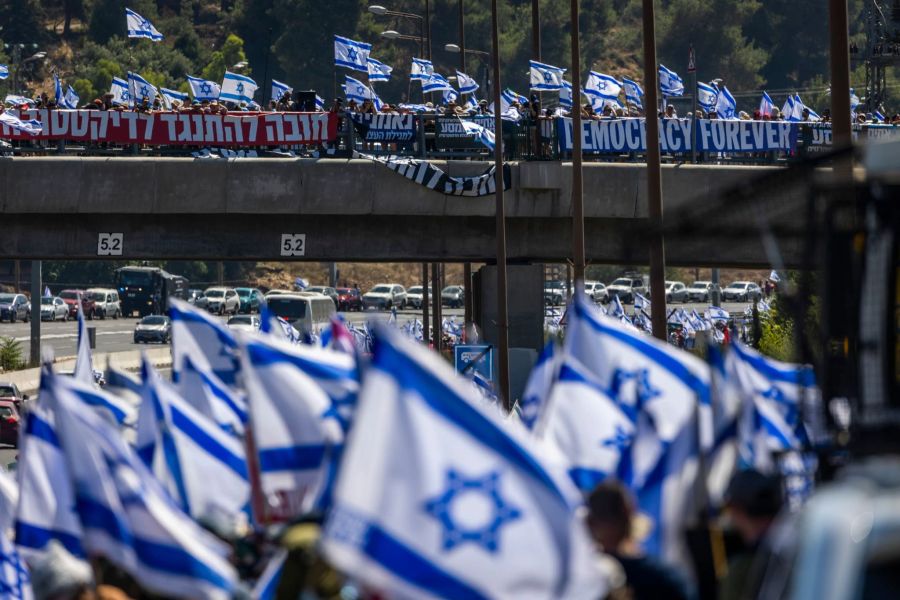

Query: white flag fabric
left=411, top=57, right=434, bottom=82
left=334, top=35, right=371, bottom=72
left=459, top=119, right=494, bottom=151
left=109, top=77, right=130, bottom=106
left=0, top=111, right=42, bottom=135
left=220, top=71, right=258, bottom=105
left=658, top=64, right=684, bottom=96
left=366, top=57, right=393, bottom=82
left=169, top=298, right=239, bottom=386
left=623, top=77, right=644, bottom=108
left=714, top=85, right=737, bottom=119
left=759, top=91, right=775, bottom=117
left=769, top=270, right=781, bottom=282
left=697, top=82, right=718, bottom=111
left=41, top=369, right=239, bottom=599
left=159, top=87, right=188, bottom=109
left=176, top=354, right=247, bottom=436
left=422, top=72, right=454, bottom=94
left=559, top=80, right=574, bottom=109
left=456, top=70, right=479, bottom=95
left=0, top=515, right=33, bottom=600
left=584, top=71, right=622, bottom=102
left=529, top=60, right=566, bottom=91
left=125, top=7, right=163, bottom=41
left=344, top=75, right=377, bottom=104
left=0, top=65, right=7, bottom=80
left=4, top=95, right=35, bottom=107
left=127, top=71, right=158, bottom=106
left=322, top=326, right=606, bottom=599
left=519, top=341, right=559, bottom=430
left=187, top=75, right=221, bottom=102
left=271, top=79, right=292, bottom=102
left=73, top=298, right=93, bottom=386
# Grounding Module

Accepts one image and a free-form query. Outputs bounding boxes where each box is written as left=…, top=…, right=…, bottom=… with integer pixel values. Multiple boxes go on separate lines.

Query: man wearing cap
left=719, top=469, right=785, bottom=600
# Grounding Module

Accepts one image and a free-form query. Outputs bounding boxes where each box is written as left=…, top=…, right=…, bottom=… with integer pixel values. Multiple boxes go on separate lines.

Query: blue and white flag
left=707, top=305, right=730, bottom=321
left=769, top=270, right=780, bottom=282
left=271, top=79, right=292, bottom=102
left=634, top=293, right=651, bottom=312
left=622, top=78, right=644, bottom=108
left=316, top=94, right=325, bottom=110
left=792, top=94, right=808, bottom=120
left=42, top=369, right=239, bottom=599
left=697, top=82, right=718, bottom=111
left=187, top=75, right=220, bottom=101
left=334, top=35, right=371, bottom=72
left=456, top=70, right=479, bottom=95
left=108, top=77, right=130, bottom=106
left=321, top=326, right=606, bottom=599
left=252, top=548, right=287, bottom=600
left=0, top=523, right=33, bottom=600
left=0, top=111, right=42, bottom=135
left=442, top=87, right=459, bottom=105
left=159, top=87, right=188, bottom=109
left=169, top=298, right=239, bottom=386
left=782, top=95, right=797, bottom=121
left=128, top=71, right=158, bottom=106
left=658, top=64, right=684, bottom=96
left=4, top=95, right=35, bottom=107
left=530, top=60, right=566, bottom=91
left=125, top=8, right=163, bottom=41
left=220, top=71, right=258, bottom=104
left=411, top=57, right=434, bottom=82
left=177, top=355, right=247, bottom=436
left=366, top=57, right=393, bottom=83
left=0, top=469, right=17, bottom=530
left=54, top=76, right=78, bottom=109
left=64, top=85, right=80, bottom=109
left=541, top=357, right=635, bottom=492
left=0, top=65, right=8, bottom=80
left=239, top=333, right=358, bottom=517
left=459, top=118, right=494, bottom=151
left=422, top=72, right=454, bottom=94
left=714, top=85, right=737, bottom=119
left=519, top=341, right=559, bottom=430
left=505, top=89, right=528, bottom=105
left=559, top=79, right=574, bottom=109
left=73, top=299, right=93, bottom=386
left=137, top=358, right=250, bottom=521
left=759, top=91, right=775, bottom=117
left=850, top=88, right=860, bottom=113
left=564, top=294, right=711, bottom=567
left=464, top=95, right=478, bottom=111
left=344, top=75, right=378, bottom=104
left=874, top=110, right=885, bottom=122
left=585, top=72, right=622, bottom=102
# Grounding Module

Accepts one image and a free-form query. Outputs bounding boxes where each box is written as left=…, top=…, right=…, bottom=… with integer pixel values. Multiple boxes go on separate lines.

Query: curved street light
left=381, top=29, right=400, bottom=39
left=368, top=5, right=388, bottom=15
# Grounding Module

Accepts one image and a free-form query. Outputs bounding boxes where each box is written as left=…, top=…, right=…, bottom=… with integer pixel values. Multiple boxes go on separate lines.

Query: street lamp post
left=370, top=4, right=429, bottom=59
left=444, top=44, right=491, bottom=99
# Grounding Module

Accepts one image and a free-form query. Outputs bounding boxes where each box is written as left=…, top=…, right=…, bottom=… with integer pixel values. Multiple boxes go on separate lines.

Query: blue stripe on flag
left=731, top=343, right=815, bottom=386
left=258, top=445, right=326, bottom=472
left=14, top=522, right=84, bottom=557
left=169, top=407, right=248, bottom=479
left=25, top=414, right=60, bottom=447
left=567, top=467, right=609, bottom=491
left=246, top=344, right=354, bottom=382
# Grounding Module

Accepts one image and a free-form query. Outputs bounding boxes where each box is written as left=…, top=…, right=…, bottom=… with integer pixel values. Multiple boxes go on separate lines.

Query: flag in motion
left=220, top=71, right=258, bottom=104
left=334, top=35, right=371, bottom=72
left=366, top=57, right=393, bottom=82
left=658, top=64, right=684, bottom=96
left=126, top=8, right=163, bottom=41
left=529, top=60, right=567, bottom=91
left=187, top=75, right=221, bottom=101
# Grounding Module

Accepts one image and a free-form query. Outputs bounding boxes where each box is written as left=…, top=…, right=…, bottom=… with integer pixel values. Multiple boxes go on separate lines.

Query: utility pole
left=829, top=0, right=852, bottom=180
left=422, top=263, right=430, bottom=346
left=641, top=0, right=667, bottom=341
left=459, top=0, right=474, bottom=331
left=532, top=0, right=541, bottom=61
left=689, top=45, right=697, bottom=164
left=431, top=263, right=442, bottom=353
left=29, top=261, right=41, bottom=366
left=571, top=0, right=585, bottom=289
left=490, top=0, right=511, bottom=408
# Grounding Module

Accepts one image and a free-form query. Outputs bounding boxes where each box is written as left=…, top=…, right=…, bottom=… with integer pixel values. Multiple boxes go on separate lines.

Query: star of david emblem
left=236, top=82, right=245, bottom=94
left=141, top=18, right=152, bottom=30
left=424, top=469, right=522, bottom=554
left=543, top=71, right=553, bottom=83
left=601, top=424, right=634, bottom=450
left=200, top=82, right=212, bottom=95
left=140, top=85, right=150, bottom=98
left=597, top=81, right=607, bottom=91
left=347, top=47, right=358, bottom=62
left=121, top=90, right=130, bottom=101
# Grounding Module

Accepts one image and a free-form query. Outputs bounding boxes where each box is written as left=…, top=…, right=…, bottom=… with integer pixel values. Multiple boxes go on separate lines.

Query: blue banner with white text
left=350, top=113, right=416, bottom=142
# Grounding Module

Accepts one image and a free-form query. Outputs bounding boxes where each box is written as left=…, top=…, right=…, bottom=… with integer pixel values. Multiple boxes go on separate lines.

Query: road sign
left=97, top=233, right=123, bottom=256
left=454, top=344, right=493, bottom=382
left=280, top=233, right=306, bottom=257
left=688, top=46, right=696, bottom=73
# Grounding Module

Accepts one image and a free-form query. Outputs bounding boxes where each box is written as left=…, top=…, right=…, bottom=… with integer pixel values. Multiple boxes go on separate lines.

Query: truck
left=114, top=266, right=189, bottom=317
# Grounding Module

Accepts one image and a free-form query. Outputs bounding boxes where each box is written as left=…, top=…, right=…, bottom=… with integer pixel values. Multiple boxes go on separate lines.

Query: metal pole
left=422, top=263, right=430, bottom=345
left=641, top=0, right=667, bottom=341
left=29, top=260, right=41, bottom=367
left=458, top=0, right=467, bottom=73
left=711, top=267, right=720, bottom=306
left=424, top=0, right=432, bottom=60
left=532, top=0, right=541, bottom=61
left=217, top=261, right=224, bottom=286
left=14, top=260, right=20, bottom=294
left=690, top=46, right=698, bottom=164
left=571, top=0, right=585, bottom=289
left=829, top=0, right=852, bottom=178
left=431, top=263, right=442, bottom=353
left=458, top=0, right=474, bottom=327
left=491, top=0, right=511, bottom=408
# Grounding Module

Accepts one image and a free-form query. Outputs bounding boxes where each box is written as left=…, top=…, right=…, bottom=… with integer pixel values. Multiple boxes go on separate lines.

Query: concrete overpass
left=0, top=157, right=810, bottom=267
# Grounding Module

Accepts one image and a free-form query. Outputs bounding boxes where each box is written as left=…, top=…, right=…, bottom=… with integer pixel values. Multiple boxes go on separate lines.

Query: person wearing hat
left=665, top=104, right=677, bottom=119
left=587, top=481, right=695, bottom=600
left=719, top=469, right=785, bottom=600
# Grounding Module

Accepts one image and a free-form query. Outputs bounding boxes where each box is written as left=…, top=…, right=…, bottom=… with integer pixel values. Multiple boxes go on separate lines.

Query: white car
left=86, top=288, right=122, bottom=319
left=226, top=314, right=261, bottom=332
left=363, top=284, right=407, bottom=310
left=204, top=287, right=240, bottom=315
left=584, top=281, right=609, bottom=303
left=687, top=281, right=720, bottom=303
left=406, top=285, right=425, bottom=309
left=40, top=296, right=69, bottom=321
left=606, top=277, right=646, bottom=304
left=264, top=289, right=295, bottom=299
left=722, top=281, right=763, bottom=302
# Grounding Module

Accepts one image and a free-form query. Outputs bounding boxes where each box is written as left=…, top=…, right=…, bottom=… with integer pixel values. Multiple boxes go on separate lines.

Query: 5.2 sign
left=280, top=234, right=306, bottom=257
left=97, top=233, right=124, bottom=256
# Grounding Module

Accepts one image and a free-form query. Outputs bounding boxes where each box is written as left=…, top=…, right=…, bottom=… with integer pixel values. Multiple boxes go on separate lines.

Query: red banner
left=0, top=109, right=338, bottom=146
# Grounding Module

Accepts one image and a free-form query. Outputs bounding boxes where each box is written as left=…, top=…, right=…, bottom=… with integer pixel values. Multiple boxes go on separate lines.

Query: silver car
left=204, top=287, right=241, bottom=315
left=722, top=281, right=763, bottom=302
left=40, top=296, right=69, bottom=321
left=664, top=281, right=689, bottom=303
left=584, top=281, right=609, bottom=303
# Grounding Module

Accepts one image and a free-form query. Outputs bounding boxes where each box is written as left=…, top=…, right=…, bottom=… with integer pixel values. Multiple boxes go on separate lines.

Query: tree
left=201, top=34, right=250, bottom=82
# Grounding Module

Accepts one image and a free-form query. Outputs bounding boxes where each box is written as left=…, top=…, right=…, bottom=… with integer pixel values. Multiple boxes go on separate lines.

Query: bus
left=114, top=266, right=189, bottom=317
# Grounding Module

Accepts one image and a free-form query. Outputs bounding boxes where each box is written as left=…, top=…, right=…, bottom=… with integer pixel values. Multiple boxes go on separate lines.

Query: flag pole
left=689, top=45, right=698, bottom=164
left=641, top=0, right=668, bottom=342
left=570, top=0, right=585, bottom=289
left=490, top=0, right=511, bottom=408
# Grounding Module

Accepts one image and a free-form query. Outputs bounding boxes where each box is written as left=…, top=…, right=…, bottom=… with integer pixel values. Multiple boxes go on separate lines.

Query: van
left=265, top=293, right=336, bottom=335
left=86, top=288, right=122, bottom=319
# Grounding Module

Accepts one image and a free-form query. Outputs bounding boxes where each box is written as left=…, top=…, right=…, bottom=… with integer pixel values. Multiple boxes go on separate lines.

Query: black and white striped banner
left=354, top=152, right=511, bottom=197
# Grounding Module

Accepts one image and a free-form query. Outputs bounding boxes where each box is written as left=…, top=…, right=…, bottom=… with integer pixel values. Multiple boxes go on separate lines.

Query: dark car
left=133, top=315, right=172, bottom=344
left=336, top=287, right=363, bottom=311
left=0, top=382, right=27, bottom=411
left=0, top=293, right=30, bottom=323
left=58, top=289, right=97, bottom=319
left=308, top=286, right=340, bottom=307
left=441, top=285, right=465, bottom=308
left=235, top=288, right=263, bottom=314
left=187, top=289, right=209, bottom=310
left=0, top=400, right=21, bottom=447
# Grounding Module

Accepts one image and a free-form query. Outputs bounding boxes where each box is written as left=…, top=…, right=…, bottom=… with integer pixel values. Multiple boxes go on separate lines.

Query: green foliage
left=201, top=34, right=250, bottom=82
left=0, top=337, right=24, bottom=372
left=758, top=310, right=795, bottom=362
left=0, top=1, right=47, bottom=45
left=72, top=77, right=96, bottom=103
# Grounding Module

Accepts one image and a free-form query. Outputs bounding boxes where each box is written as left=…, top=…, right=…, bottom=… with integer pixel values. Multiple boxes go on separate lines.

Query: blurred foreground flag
left=169, top=298, right=239, bottom=386
left=322, top=326, right=606, bottom=599
left=0, top=111, right=42, bottom=135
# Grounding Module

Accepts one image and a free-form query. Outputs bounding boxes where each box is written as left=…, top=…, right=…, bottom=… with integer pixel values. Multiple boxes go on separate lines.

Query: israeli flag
left=0, top=525, right=33, bottom=600
left=125, top=8, right=163, bottom=41
left=714, top=85, right=737, bottom=119
left=128, top=71, right=158, bottom=106
left=367, top=57, right=393, bottom=83
left=658, top=64, right=684, bottom=96
left=252, top=549, right=287, bottom=600
left=136, top=358, right=250, bottom=521
left=321, top=326, right=606, bottom=599
left=422, top=72, right=454, bottom=94
left=334, top=35, right=371, bottom=72
left=411, top=57, right=434, bottom=82
left=0, top=65, right=8, bottom=80
left=759, top=91, right=775, bottom=117
left=529, top=60, right=566, bottom=91
left=541, top=357, right=635, bottom=492
left=565, top=294, right=711, bottom=567
left=874, top=110, right=885, bottom=122
left=505, top=88, right=528, bottom=104
left=782, top=95, right=796, bottom=121
left=187, top=75, right=220, bottom=101
left=344, top=75, right=377, bottom=103
left=793, top=94, right=808, bottom=121
left=169, top=298, right=239, bottom=386
left=623, top=78, right=644, bottom=108
left=0, top=469, right=17, bottom=529
left=707, top=305, right=730, bottom=321
left=177, top=355, right=248, bottom=436
left=442, top=86, right=460, bottom=105
left=64, top=85, right=80, bottom=109
left=54, top=76, right=78, bottom=109
left=634, top=293, right=651, bottom=312
left=269, top=79, right=292, bottom=103
left=0, top=111, right=42, bottom=135
left=315, top=94, right=325, bottom=110
left=456, top=70, right=479, bottom=95
left=464, top=95, right=478, bottom=111
left=769, top=270, right=781, bottom=282
left=41, top=370, right=239, bottom=599
left=558, top=79, right=574, bottom=109
left=585, top=71, right=623, bottom=102
left=459, top=118, right=494, bottom=151
left=518, top=342, right=559, bottom=431
left=850, top=88, right=860, bottom=112
left=239, top=333, right=359, bottom=518
left=4, top=95, right=35, bottom=107
left=697, top=82, right=718, bottom=111
left=14, top=369, right=84, bottom=561
left=220, top=71, right=257, bottom=104
left=73, top=300, right=94, bottom=386
left=108, top=77, right=130, bottom=106
left=159, top=87, right=188, bottom=109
